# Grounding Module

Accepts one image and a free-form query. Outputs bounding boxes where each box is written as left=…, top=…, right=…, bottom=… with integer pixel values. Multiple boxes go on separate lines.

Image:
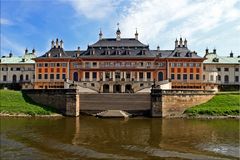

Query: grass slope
left=0, top=90, right=57, bottom=115
left=185, top=92, right=240, bottom=116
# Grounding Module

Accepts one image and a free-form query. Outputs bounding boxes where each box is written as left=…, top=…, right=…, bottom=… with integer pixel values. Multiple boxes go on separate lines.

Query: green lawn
left=185, top=92, right=240, bottom=116
left=0, top=90, right=57, bottom=115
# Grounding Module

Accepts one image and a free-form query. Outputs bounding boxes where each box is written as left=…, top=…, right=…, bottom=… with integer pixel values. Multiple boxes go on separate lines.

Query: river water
left=0, top=117, right=239, bottom=160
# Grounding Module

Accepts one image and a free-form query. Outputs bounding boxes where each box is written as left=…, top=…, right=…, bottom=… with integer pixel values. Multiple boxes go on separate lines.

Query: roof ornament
left=135, top=28, right=138, bottom=40
left=116, top=22, right=121, bottom=41
left=25, top=48, right=28, bottom=54
left=99, top=28, right=103, bottom=40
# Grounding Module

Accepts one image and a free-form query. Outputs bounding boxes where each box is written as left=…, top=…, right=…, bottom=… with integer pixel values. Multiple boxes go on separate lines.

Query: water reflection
left=0, top=117, right=239, bottom=160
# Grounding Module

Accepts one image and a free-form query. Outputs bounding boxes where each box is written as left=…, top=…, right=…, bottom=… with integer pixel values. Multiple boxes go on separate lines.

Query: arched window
left=158, top=72, right=163, bottom=81
left=26, top=74, right=29, bottom=81
left=224, top=75, right=229, bottom=83
left=103, top=84, right=109, bottom=93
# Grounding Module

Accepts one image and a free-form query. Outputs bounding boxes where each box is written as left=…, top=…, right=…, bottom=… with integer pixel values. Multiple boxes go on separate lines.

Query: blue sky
left=1, top=0, right=240, bottom=57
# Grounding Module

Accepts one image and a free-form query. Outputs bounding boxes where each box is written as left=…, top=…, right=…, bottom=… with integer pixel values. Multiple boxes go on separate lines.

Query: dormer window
left=212, top=58, right=219, bottom=62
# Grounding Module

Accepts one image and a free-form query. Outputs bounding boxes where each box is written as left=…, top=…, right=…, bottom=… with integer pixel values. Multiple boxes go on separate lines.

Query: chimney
left=175, top=39, right=178, bottom=48
left=179, top=37, right=183, bottom=47
left=77, top=46, right=80, bottom=51
left=135, top=28, right=138, bottom=40
left=60, top=40, right=63, bottom=48
left=56, top=38, right=59, bottom=48
left=51, top=40, right=55, bottom=48
left=32, top=48, right=35, bottom=54
left=205, top=47, right=209, bottom=55
left=99, top=29, right=103, bottom=40
left=157, top=45, right=160, bottom=51
left=9, top=52, right=13, bottom=57
left=184, top=38, right=187, bottom=47
left=213, top=48, right=216, bottom=54
left=25, top=48, right=28, bottom=54
left=230, top=51, right=233, bottom=57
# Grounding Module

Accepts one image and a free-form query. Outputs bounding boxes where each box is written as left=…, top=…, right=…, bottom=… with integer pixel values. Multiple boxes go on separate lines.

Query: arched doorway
left=103, top=84, right=109, bottom=93
left=125, top=84, right=132, bottom=93
left=73, top=72, right=78, bottom=81
left=12, top=75, right=17, bottom=83
left=113, top=84, right=121, bottom=93
left=158, top=72, right=163, bottom=81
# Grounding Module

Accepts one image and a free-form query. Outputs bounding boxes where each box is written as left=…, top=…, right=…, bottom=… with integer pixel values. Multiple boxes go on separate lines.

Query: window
left=147, top=62, right=151, bottom=67
left=177, top=74, right=181, bottom=80
left=196, top=63, right=200, bottom=67
left=93, top=72, right=97, bottom=79
left=37, top=63, right=43, bottom=67
left=16, top=68, right=20, bottom=71
left=190, top=68, right=193, bottom=73
left=44, top=63, right=48, bottom=67
left=25, top=75, right=29, bottom=81
left=183, top=68, right=187, bottom=72
left=92, top=62, right=97, bottom=67
left=217, top=68, right=221, bottom=72
left=139, top=72, right=144, bottom=79
left=159, top=62, right=164, bottom=67
left=51, top=68, right=54, bottom=72
left=38, top=74, right=42, bottom=80
left=126, top=72, right=131, bottom=79
left=115, top=72, right=121, bottom=79
left=62, top=74, right=66, bottom=80
left=85, top=72, right=89, bottom=79
left=177, top=68, right=181, bottom=73
left=196, top=68, right=200, bottom=73
left=235, top=68, right=239, bottom=72
left=38, top=68, right=42, bottom=73
left=140, top=62, right=144, bottom=67
left=189, top=63, right=194, bottom=67
left=224, top=75, right=229, bottom=83
left=183, top=74, right=187, bottom=80
left=56, top=63, right=60, bottom=67
left=171, top=68, right=174, bottom=72
left=44, top=74, right=48, bottom=79
left=105, top=72, right=110, bottom=79
left=57, top=68, right=60, bottom=72
left=147, top=72, right=151, bottom=79
left=50, top=63, right=55, bottom=67
left=196, top=74, right=200, bottom=80
left=224, top=68, right=229, bottom=71
left=210, top=75, right=214, bottom=81
left=190, top=74, right=193, bottom=80
left=3, top=75, right=7, bottom=81
left=50, top=74, right=54, bottom=79
left=62, top=68, right=66, bottom=72
left=235, top=76, right=239, bottom=82
left=56, top=74, right=60, bottom=79
left=183, top=63, right=187, bottom=67
left=62, top=63, right=67, bottom=67
left=217, top=75, right=221, bottom=81
left=44, top=68, right=48, bottom=72
left=177, top=63, right=182, bottom=67
left=171, top=74, right=175, bottom=80
left=171, top=63, right=175, bottom=67
left=85, top=62, right=91, bottom=68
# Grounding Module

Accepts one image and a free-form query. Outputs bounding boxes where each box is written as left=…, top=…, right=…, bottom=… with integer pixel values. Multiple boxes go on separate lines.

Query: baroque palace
left=33, top=28, right=205, bottom=93
left=1, top=27, right=239, bottom=92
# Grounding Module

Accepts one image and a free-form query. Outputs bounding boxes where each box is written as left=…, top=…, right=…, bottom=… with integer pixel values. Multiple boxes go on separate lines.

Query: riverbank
left=184, top=92, right=240, bottom=117
left=0, top=89, right=61, bottom=116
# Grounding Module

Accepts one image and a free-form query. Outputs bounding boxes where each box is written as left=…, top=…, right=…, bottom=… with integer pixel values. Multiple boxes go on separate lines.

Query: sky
left=1, top=0, right=240, bottom=57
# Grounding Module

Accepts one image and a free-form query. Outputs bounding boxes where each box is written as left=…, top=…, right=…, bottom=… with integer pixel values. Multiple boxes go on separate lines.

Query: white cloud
left=0, top=18, right=13, bottom=25
left=63, top=0, right=121, bottom=19
left=1, top=35, right=25, bottom=55
left=119, top=0, right=240, bottom=49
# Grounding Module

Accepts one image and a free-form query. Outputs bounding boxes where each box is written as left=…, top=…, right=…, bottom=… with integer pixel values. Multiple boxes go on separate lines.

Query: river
left=0, top=117, right=239, bottom=160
